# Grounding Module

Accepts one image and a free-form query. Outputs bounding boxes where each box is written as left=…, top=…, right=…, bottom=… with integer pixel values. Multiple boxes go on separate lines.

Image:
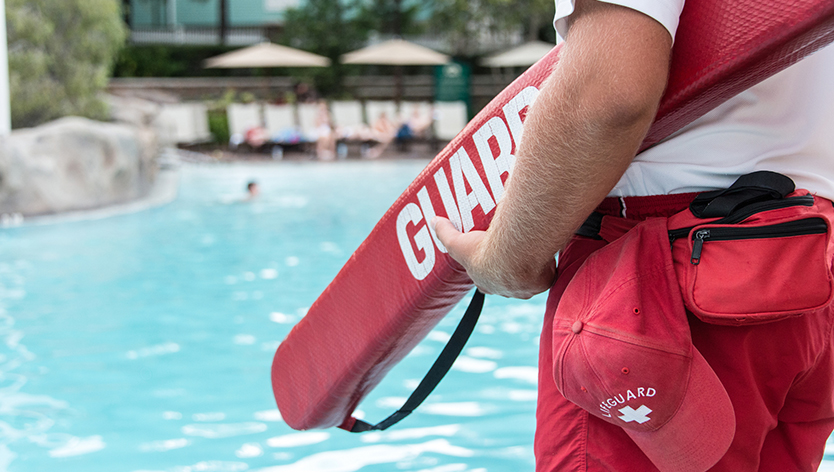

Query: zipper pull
left=691, top=229, right=710, bottom=265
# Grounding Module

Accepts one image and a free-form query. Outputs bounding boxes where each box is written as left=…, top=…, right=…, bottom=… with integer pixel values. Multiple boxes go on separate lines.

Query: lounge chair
left=227, top=103, right=264, bottom=150
left=396, top=101, right=437, bottom=151
left=433, top=101, right=468, bottom=141
left=296, top=103, right=321, bottom=144
left=264, top=104, right=303, bottom=158
left=158, top=102, right=212, bottom=145
left=365, top=101, right=399, bottom=129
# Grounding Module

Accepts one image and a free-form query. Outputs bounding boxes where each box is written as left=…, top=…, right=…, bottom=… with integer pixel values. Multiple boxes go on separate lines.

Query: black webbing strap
left=576, top=171, right=797, bottom=240
left=348, top=289, right=485, bottom=432
left=690, top=171, right=795, bottom=218
left=574, top=211, right=604, bottom=240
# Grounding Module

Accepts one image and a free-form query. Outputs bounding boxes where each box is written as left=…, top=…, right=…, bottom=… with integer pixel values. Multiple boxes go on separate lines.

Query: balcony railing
left=130, top=26, right=269, bottom=46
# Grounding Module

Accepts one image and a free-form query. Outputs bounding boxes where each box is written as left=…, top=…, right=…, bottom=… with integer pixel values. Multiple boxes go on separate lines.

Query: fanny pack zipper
left=690, top=217, right=828, bottom=265
left=669, top=194, right=815, bottom=244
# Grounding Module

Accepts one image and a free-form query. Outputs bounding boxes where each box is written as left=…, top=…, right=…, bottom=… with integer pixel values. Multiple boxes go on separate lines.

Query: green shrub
left=6, top=0, right=127, bottom=129
left=207, top=109, right=229, bottom=144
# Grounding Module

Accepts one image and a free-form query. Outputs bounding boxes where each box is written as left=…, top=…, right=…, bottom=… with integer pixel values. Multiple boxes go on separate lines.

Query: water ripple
left=193, top=412, right=226, bottom=422
left=126, top=342, right=181, bottom=360
left=451, top=356, right=497, bottom=374
left=253, top=410, right=282, bottom=422
left=360, top=424, right=461, bottom=443
left=170, top=460, right=249, bottom=472
left=0, top=268, right=78, bottom=467
left=140, top=438, right=191, bottom=452
left=464, top=347, right=503, bottom=359
left=256, top=439, right=473, bottom=472
left=493, top=366, right=538, bottom=384
left=266, top=432, right=329, bottom=448
left=508, top=390, right=538, bottom=402
left=422, top=402, right=489, bottom=417
left=235, top=443, right=263, bottom=458
left=414, top=465, right=467, bottom=472
left=48, top=435, right=106, bottom=458
left=182, top=422, right=267, bottom=439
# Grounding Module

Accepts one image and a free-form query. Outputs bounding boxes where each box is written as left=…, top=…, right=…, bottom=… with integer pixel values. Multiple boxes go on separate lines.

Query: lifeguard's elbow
left=592, top=78, right=665, bottom=133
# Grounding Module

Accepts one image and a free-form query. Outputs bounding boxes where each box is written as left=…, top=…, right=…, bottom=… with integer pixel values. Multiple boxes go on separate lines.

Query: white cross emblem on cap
left=618, top=405, right=652, bottom=424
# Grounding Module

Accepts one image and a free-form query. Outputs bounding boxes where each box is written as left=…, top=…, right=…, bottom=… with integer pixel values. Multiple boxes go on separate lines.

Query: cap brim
left=625, top=345, right=735, bottom=472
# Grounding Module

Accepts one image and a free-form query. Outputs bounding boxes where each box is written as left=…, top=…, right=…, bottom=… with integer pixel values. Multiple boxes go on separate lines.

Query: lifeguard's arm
left=434, top=0, right=673, bottom=298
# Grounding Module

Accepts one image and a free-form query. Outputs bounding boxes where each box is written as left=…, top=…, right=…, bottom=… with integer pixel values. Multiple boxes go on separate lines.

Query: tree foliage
left=354, top=0, right=426, bottom=37
left=428, top=0, right=554, bottom=55
left=280, top=0, right=435, bottom=97
left=280, top=0, right=371, bottom=97
left=247, top=0, right=555, bottom=97
left=114, top=45, right=237, bottom=78
left=6, top=0, right=127, bottom=128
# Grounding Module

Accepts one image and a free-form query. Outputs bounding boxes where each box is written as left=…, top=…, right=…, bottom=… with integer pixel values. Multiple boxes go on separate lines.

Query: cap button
left=571, top=321, right=583, bottom=334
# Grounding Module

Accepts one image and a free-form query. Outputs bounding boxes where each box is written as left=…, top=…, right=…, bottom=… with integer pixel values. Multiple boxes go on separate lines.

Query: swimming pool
left=1, top=161, right=833, bottom=472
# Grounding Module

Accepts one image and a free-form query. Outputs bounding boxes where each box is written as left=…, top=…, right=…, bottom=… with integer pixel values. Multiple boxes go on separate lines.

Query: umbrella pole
left=394, top=65, right=403, bottom=110
left=219, top=0, right=227, bottom=45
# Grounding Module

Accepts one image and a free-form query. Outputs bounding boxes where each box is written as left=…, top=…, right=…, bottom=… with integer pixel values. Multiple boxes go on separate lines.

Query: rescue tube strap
left=347, top=289, right=485, bottom=432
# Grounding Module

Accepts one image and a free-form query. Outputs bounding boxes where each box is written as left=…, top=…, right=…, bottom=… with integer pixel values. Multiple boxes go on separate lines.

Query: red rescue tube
left=646, top=0, right=834, bottom=150
left=272, top=0, right=834, bottom=431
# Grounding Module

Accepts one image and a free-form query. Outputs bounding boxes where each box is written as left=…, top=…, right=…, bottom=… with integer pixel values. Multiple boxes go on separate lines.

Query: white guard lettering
left=502, top=85, right=540, bottom=147
left=417, top=186, right=447, bottom=254
left=396, top=202, right=435, bottom=280
left=473, top=116, right=515, bottom=202
left=449, top=147, right=495, bottom=232
left=433, top=166, right=464, bottom=232
left=395, top=87, right=539, bottom=280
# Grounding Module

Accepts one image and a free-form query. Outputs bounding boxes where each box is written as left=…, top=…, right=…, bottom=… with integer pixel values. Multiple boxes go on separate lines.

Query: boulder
left=0, top=116, right=159, bottom=216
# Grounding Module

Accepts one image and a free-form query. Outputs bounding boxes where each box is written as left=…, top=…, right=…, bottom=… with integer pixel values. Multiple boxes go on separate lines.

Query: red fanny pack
left=667, top=171, right=834, bottom=325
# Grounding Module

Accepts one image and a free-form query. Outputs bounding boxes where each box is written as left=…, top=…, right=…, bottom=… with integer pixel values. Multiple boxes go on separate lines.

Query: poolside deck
left=177, top=139, right=441, bottom=163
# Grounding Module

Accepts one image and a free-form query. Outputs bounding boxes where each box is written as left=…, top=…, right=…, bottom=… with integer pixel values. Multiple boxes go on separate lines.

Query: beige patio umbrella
left=204, top=42, right=331, bottom=68
left=482, top=40, right=555, bottom=68
left=341, top=39, right=450, bottom=103
left=341, top=39, right=450, bottom=66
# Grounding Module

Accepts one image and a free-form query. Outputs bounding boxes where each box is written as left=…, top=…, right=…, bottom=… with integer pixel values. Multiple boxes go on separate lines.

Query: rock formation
left=0, top=100, right=162, bottom=217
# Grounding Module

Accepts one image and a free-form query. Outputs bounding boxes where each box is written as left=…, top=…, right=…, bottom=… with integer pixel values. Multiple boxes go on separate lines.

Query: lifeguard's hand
left=432, top=216, right=555, bottom=299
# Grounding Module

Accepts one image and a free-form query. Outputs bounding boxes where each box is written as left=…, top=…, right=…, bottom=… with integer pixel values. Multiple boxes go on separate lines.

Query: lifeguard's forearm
left=475, top=1, right=673, bottom=296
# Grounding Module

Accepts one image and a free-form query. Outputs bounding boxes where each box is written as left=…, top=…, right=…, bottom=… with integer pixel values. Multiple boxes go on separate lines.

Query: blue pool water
left=0, top=161, right=546, bottom=472
left=2, top=161, right=834, bottom=472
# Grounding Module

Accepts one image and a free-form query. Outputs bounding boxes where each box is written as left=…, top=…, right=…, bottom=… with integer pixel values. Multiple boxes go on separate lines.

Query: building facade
left=126, top=0, right=300, bottom=45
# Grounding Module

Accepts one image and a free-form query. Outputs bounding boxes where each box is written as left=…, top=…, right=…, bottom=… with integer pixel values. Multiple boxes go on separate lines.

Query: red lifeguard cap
left=552, top=218, right=735, bottom=472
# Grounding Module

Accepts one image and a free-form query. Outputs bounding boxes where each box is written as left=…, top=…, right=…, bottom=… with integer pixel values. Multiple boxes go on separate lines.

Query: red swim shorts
left=535, top=193, right=834, bottom=471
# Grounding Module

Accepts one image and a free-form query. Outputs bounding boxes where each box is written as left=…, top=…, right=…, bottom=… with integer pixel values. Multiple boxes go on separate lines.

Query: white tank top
left=612, top=44, right=834, bottom=199
left=554, top=0, right=834, bottom=199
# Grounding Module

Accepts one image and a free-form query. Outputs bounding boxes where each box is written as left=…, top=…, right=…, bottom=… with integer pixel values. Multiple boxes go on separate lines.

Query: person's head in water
left=247, top=181, right=259, bottom=199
